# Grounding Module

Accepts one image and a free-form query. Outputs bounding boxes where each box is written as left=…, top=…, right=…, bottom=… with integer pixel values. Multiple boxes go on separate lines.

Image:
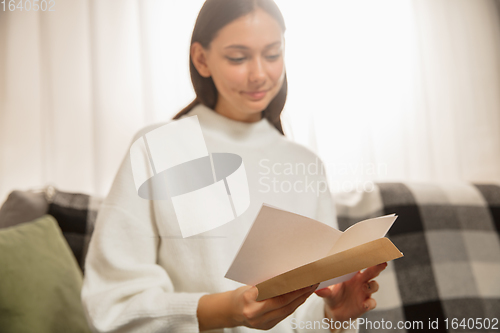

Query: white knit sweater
left=81, top=103, right=356, bottom=333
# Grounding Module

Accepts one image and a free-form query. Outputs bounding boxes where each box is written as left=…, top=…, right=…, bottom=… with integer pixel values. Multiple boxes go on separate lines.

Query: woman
left=81, top=0, right=386, bottom=332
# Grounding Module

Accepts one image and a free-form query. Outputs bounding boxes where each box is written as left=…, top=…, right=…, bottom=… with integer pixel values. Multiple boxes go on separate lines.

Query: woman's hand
left=229, top=283, right=320, bottom=330
left=314, top=263, right=387, bottom=325
left=197, top=283, right=320, bottom=331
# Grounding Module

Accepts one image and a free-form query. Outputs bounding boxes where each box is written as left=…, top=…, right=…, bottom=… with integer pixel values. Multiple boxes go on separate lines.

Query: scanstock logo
left=129, top=116, right=250, bottom=238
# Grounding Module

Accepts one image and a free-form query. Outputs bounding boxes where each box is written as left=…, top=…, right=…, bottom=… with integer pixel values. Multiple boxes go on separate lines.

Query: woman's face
left=192, top=8, right=285, bottom=122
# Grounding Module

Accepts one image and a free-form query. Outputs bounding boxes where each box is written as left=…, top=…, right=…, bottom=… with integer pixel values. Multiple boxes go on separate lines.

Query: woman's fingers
left=234, top=283, right=321, bottom=330
left=361, top=262, right=387, bottom=281
left=239, top=284, right=319, bottom=330
left=363, top=297, right=377, bottom=311
left=245, top=285, right=260, bottom=300
left=260, top=284, right=319, bottom=314
left=259, top=286, right=316, bottom=327
left=364, top=280, right=379, bottom=294
left=314, top=286, right=332, bottom=298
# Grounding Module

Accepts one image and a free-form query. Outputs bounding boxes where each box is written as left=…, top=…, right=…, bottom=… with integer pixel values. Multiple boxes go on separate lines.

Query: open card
left=225, top=203, right=403, bottom=301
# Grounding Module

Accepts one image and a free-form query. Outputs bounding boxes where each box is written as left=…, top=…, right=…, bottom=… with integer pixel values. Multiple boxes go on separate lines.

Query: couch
left=335, top=182, right=500, bottom=332
left=0, top=182, right=498, bottom=332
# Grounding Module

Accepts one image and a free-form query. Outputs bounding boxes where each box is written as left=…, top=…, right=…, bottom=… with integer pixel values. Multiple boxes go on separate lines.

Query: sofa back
left=1, top=182, right=499, bottom=332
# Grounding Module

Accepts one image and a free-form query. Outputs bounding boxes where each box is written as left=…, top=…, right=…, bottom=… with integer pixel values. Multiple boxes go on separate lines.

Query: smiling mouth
left=243, top=90, right=269, bottom=100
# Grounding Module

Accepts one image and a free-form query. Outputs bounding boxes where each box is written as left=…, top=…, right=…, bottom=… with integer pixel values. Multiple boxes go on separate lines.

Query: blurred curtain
left=278, top=0, right=500, bottom=192
left=1, top=0, right=500, bottom=202
left=0, top=0, right=204, bottom=201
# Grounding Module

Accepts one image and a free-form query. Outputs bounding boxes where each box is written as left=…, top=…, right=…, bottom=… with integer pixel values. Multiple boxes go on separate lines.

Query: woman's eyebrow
left=224, top=41, right=281, bottom=50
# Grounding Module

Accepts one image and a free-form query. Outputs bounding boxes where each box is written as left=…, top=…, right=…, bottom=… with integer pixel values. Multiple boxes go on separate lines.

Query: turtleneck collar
left=183, top=103, right=282, bottom=146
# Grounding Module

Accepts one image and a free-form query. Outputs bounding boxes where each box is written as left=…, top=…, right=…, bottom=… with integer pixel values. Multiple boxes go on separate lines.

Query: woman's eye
left=226, top=54, right=281, bottom=63
left=266, top=54, right=281, bottom=61
left=266, top=54, right=281, bottom=60
left=227, top=57, right=246, bottom=63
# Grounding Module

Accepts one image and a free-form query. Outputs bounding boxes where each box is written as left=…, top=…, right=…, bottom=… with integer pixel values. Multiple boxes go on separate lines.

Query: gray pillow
left=0, top=190, right=48, bottom=228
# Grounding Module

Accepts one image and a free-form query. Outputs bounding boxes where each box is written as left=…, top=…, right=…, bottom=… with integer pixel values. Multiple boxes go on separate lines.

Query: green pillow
left=0, top=215, right=91, bottom=333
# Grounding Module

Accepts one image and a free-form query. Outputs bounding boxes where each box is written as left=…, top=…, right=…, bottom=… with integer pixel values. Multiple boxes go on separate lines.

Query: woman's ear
left=191, top=42, right=211, bottom=78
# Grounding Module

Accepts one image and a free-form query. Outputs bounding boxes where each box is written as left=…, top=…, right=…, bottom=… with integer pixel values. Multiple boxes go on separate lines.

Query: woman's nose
left=248, top=57, right=266, bottom=85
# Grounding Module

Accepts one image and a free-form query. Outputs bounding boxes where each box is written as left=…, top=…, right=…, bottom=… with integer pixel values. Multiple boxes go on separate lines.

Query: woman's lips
left=243, top=90, right=268, bottom=100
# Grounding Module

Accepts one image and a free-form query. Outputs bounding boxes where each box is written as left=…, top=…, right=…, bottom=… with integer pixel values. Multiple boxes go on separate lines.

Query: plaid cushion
left=336, top=182, right=500, bottom=333
left=47, top=189, right=102, bottom=274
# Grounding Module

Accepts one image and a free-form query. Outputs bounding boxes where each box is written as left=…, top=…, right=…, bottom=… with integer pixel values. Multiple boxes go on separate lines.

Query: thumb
left=247, top=285, right=259, bottom=300
left=239, top=285, right=259, bottom=301
left=314, top=287, right=331, bottom=298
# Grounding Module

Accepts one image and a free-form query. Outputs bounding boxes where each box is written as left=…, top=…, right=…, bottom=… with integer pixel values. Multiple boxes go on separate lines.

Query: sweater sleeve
left=81, top=133, right=207, bottom=333
left=291, top=166, right=358, bottom=333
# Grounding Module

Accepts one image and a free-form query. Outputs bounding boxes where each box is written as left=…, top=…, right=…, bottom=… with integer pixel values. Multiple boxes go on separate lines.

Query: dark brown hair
left=172, top=0, right=287, bottom=135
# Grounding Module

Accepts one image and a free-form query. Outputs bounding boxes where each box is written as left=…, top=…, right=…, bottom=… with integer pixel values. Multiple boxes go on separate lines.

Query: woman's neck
left=186, top=104, right=279, bottom=147
left=214, top=99, right=263, bottom=123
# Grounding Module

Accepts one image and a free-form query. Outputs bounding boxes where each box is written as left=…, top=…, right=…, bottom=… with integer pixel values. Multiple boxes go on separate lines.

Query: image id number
left=2, top=0, right=55, bottom=11
left=444, top=318, right=499, bottom=330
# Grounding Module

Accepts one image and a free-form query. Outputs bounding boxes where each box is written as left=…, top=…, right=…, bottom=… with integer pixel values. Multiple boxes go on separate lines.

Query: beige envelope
left=225, top=204, right=404, bottom=301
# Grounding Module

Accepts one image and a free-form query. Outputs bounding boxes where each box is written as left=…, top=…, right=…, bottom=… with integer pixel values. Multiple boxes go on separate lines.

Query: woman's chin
left=244, top=99, right=271, bottom=113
